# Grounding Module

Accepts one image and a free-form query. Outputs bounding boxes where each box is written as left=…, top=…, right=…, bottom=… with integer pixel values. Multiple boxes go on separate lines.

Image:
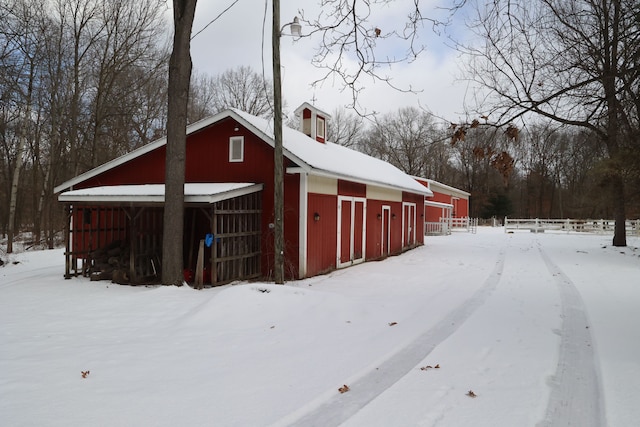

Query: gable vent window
left=229, top=136, right=244, bottom=162
left=316, top=116, right=325, bottom=139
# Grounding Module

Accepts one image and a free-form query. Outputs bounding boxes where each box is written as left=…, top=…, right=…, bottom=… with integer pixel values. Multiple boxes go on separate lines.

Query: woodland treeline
left=1, top=0, right=639, bottom=249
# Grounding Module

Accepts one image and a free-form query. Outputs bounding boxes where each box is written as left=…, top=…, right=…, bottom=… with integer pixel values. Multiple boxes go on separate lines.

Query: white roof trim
left=293, top=102, right=332, bottom=119
left=425, top=200, right=454, bottom=209
left=58, top=183, right=263, bottom=204
left=419, top=177, right=471, bottom=197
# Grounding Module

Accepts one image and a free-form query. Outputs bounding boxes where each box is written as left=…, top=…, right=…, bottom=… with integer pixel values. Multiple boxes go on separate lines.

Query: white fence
left=425, top=217, right=478, bottom=235
left=504, top=217, right=640, bottom=235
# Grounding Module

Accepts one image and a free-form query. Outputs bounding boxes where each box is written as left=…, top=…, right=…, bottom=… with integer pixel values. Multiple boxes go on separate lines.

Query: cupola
left=294, top=102, right=331, bottom=143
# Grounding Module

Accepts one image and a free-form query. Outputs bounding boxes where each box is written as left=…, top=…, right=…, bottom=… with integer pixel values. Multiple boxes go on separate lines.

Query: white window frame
left=316, top=116, right=325, bottom=139
left=229, top=136, right=244, bottom=162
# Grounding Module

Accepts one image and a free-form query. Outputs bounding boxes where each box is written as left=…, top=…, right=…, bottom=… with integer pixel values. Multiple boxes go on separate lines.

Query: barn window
left=229, top=136, right=244, bottom=162
left=316, top=116, right=325, bottom=139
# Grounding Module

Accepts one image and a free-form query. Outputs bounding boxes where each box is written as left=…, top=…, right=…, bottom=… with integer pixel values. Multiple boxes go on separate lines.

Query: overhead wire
left=190, top=0, right=240, bottom=41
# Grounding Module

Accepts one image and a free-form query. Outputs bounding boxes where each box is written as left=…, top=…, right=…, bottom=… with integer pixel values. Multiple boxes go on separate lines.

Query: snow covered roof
left=413, top=176, right=470, bottom=198
left=58, top=183, right=263, bottom=204
left=231, top=109, right=432, bottom=196
left=293, top=102, right=332, bottom=119
left=54, top=108, right=431, bottom=197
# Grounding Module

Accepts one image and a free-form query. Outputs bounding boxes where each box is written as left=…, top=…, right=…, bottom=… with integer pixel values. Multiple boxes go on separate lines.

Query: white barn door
left=381, top=205, right=391, bottom=256
left=337, top=196, right=366, bottom=268
left=402, top=202, right=416, bottom=248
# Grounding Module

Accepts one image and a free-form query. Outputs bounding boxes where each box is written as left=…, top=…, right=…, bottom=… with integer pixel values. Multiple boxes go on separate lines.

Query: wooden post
left=129, top=208, right=136, bottom=284
left=64, top=205, right=72, bottom=279
left=187, top=209, right=196, bottom=269
left=212, top=207, right=218, bottom=285
left=195, top=239, right=204, bottom=289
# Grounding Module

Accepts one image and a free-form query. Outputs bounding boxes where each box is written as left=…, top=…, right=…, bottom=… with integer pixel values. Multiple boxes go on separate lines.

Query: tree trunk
left=161, top=0, right=197, bottom=285
left=7, top=138, right=26, bottom=254
left=611, top=174, right=627, bottom=247
left=7, top=67, right=34, bottom=254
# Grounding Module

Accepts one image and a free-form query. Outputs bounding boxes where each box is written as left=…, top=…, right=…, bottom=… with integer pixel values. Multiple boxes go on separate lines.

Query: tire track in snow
left=279, top=246, right=507, bottom=427
left=538, top=244, right=606, bottom=427
left=0, top=266, right=59, bottom=289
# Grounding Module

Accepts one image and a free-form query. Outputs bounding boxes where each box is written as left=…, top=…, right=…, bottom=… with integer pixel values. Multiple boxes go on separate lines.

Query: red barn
left=55, top=104, right=432, bottom=285
left=414, top=177, right=470, bottom=233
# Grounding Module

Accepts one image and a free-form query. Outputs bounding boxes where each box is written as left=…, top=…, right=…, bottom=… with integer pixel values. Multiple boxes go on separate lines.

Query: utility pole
left=272, top=0, right=285, bottom=283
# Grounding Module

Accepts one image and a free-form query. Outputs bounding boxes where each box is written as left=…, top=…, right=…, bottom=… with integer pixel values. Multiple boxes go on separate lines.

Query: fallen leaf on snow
left=81, top=371, right=90, bottom=378
left=338, top=384, right=350, bottom=393
left=420, top=363, right=440, bottom=371
left=388, top=322, right=397, bottom=326
left=466, top=390, right=477, bottom=398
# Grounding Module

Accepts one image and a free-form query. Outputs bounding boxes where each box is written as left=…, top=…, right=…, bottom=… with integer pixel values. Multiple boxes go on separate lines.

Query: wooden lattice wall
left=210, top=191, right=262, bottom=285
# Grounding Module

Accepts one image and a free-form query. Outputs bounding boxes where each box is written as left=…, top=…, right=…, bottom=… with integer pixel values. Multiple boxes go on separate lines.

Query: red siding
left=307, top=193, right=338, bottom=276
left=75, top=117, right=301, bottom=280
left=404, top=191, right=425, bottom=244
left=425, top=189, right=469, bottom=222
left=365, top=200, right=384, bottom=259
left=457, top=197, right=469, bottom=217
left=68, top=115, right=430, bottom=281
left=389, top=202, right=404, bottom=253
left=283, top=173, right=300, bottom=278
left=338, top=180, right=366, bottom=197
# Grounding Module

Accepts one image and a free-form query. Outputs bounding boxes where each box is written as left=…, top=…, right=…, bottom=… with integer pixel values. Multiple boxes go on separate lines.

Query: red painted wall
left=403, top=191, right=425, bottom=245
left=69, top=116, right=428, bottom=280
left=307, top=193, right=338, bottom=276
left=75, top=117, right=301, bottom=279
left=457, top=197, right=469, bottom=217
left=338, top=180, right=366, bottom=197
left=365, top=199, right=383, bottom=259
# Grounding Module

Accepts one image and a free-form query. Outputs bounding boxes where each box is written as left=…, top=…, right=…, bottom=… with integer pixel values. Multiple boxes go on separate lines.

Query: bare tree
left=326, top=107, right=364, bottom=147
left=449, top=125, right=514, bottom=217
left=86, top=0, right=168, bottom=167
left=1, top=0, right=169, bottom=251
left=210, top=66, right=273, bottom=118
left=1, top=0, right=44, bottom=252
left=298, top=1, right=466, bottom=114
left=162, top=0, right=197, bottom=285
left=361, top=107, right=443, bottom=176
left=187, top=66, right=274, bottom=123
left=187, top=70, right=216, bottom=124
left=463, top=0, right=640, bottom=246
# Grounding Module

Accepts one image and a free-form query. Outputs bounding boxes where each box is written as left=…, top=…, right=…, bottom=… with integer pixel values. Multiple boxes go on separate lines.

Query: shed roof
left=54, top=108, right=431, bottom=197
left=58, top=183, right=262, bottom=205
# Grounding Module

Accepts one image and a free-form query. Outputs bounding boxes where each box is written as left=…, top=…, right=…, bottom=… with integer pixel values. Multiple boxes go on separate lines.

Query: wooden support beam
left=195, top=239, right=204, bottom=290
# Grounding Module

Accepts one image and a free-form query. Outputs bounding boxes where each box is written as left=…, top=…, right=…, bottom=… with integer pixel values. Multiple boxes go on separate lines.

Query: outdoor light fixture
left=289, top=16, right=302, bottom=37
left=314, top=212, right=320, bottom=221
left=377, top=214, right=382, bottom=220
left=392, top=213, right=397, bottom=219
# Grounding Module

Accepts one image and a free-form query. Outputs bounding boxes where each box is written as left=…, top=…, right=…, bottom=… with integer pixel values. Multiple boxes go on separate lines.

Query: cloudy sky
left=184, top=0, right=475, bottom=121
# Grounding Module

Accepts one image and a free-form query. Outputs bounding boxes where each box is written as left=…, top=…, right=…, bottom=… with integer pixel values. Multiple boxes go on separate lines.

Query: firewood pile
left=86, top=240, right=131, bottom=284
left=86, top=241, right=161, bottom=285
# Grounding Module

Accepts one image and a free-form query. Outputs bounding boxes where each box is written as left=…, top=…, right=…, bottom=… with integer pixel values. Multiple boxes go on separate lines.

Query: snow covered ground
left=1, top=227, right=639, bottom=426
